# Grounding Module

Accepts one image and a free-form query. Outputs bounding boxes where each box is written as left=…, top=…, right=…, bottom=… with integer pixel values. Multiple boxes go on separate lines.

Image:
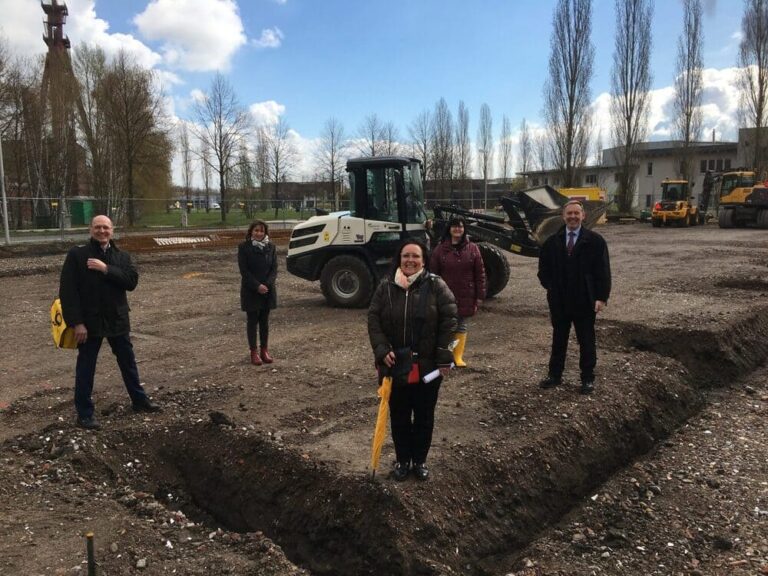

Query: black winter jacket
left=238, top=240, right=278, bottom=311
left=367, top=272, right=457, bottom=375
left=59, top=239, right=138, bottom=337
left=538, top=226, right=611, bottom=317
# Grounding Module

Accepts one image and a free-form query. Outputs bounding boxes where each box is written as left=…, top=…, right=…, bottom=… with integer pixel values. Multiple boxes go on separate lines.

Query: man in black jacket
left=537, top=201, right=611, bottom=394
left=59, top=215, right=159, bottom=429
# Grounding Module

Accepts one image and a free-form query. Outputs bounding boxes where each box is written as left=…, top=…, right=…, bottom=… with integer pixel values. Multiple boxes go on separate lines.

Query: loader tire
left=477, top=242, right=511, bottom=299
left=718, top=207, right=734, bottom=229
left=320, top=255, right=374, bottom=308
left=651, top=218, right=661, bottom=228
left=758, top=209, right=768, bottom=229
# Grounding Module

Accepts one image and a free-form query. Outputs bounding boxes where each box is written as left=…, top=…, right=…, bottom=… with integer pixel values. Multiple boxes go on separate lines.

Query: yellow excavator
left=651, top=179, right=700, bottom=227
left=716, top=170, right=768, bottom=228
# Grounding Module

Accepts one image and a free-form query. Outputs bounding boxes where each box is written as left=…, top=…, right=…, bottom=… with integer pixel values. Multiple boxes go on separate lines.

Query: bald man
left=59, top=215, right=159, bottom=429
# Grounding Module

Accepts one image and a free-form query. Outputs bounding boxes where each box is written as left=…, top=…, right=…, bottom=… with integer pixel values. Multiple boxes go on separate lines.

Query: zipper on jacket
left=402, top=288, right=409, bottom=344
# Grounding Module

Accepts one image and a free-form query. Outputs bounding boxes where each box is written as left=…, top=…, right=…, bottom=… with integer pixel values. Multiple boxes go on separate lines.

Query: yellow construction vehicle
left=716, top=170, right=768, bottom=228
left=651, top=179, right=700, bottom=227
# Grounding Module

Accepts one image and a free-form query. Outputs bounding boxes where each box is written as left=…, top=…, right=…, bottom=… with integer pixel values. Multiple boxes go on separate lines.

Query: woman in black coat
left=238, top=220, right=277, bottom=365
left=368, top=237, right=457, bottom=481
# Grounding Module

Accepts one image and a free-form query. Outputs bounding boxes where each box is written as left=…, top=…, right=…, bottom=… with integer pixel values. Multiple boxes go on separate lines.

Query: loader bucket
left=501, top=186, right=607, bottom=247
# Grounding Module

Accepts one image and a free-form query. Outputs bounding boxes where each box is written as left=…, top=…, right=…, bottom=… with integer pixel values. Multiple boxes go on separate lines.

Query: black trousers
left=246, top=308, right=270, bottom=349
left=548, top=312, right=596, bottom=381
left=388, top=377, right=441, bottom=465
left=75, top=334, right=148, bottom=419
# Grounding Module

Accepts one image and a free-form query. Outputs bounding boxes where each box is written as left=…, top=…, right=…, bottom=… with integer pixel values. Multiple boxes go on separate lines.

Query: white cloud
left=274, top=0, right=288, bottom=4
left=249, top=100, right=286, bottom=126
left=134, top=0, right=247, bottom=71
left=252, top=27, right=284, bottom=49
left=589, top=66, right=741, bottom=151
left=190, top=88, right=207, bottom=103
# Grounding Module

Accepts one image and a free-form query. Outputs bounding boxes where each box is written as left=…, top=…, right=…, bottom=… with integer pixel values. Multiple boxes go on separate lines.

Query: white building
left=523, top=139, right=738, bottom=213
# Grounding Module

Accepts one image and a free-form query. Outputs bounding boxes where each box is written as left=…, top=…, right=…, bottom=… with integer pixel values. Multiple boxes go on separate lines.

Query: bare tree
left=253, top=126, right=270, bottom=202
left=72, top=45, right=111, bottom=210
left=534, top=131, right=550, bottom=172
left=179, top=122, right=193, bottom=214
left=498, top=114, right=512, bottom=184
left=518, top=118, right=532, bottom=174
left=674, top=0, right=704, bottom=182
left=431, top=98, right=454, bottom=198
left=357, top=114, right=383, bottom=157
left=408, top=109, right=432, bottom=181
left=455, top=101, right=471, bottom=200
left=97, top=50, right=169, bottom=225
left=738, top=0, right=768, bottom=171
left=315, top=117, right=346, bottom=210
left=477, top=103, right=494, bottom=210
left=264, top=117, right=298, bottom=218
left=610, top=0, right=653, bottom=213
left=199, top=140, right=212, bottom=211
left=191, top=72, right=250, bottom=222
left=381, top=121, right=401, bottom=156
left=544, top=0, right=594, bottom=188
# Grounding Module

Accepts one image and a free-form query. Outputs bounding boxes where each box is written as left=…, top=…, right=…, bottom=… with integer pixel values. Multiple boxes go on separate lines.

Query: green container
left=70, top=199, right=94, bottom=226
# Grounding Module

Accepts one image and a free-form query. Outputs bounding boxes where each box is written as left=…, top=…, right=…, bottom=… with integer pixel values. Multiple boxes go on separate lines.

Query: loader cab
left=346, top=156, right=428, bottom=262
left=660, top=180, right=691, bottom=202
left=346, top=156, right=427, bottom=225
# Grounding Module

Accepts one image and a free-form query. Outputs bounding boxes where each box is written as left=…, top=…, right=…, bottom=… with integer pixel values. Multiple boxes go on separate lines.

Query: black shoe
left=132, top=398, right=161, bottom=413
left=77, top=416, right=101, bottom=430
left=392, top=462, right=410, bottom=482
left=580, top=380, right=595, bottom=394
left=539, top=375, right=562, bottom=389
left=413, top=462, right=429, bottom=481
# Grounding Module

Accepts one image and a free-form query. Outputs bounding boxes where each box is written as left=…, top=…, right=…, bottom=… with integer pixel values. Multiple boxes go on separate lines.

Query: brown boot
left=260, top=347, right=273, bottom=364
left=250, top=348, right=262, bottom=366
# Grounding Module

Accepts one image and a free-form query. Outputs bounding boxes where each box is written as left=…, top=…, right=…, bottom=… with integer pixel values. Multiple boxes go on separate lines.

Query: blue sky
left=1, top=0, right=746, bottom=179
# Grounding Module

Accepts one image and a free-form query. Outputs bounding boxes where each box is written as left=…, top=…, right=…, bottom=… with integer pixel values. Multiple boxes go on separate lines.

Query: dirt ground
left=0, top=223, right=767, bottom=576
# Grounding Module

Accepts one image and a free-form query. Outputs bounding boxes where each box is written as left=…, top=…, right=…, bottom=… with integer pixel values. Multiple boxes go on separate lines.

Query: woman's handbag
left=50, top=298, right=78, bottom=349
left=391, top=347, right=415, bottom=378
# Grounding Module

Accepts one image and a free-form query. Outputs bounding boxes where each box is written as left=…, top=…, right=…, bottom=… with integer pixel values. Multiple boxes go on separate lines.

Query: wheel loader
left=286, top=156, right=607, bottom=308
left=651, top=179, right=701, bottom=227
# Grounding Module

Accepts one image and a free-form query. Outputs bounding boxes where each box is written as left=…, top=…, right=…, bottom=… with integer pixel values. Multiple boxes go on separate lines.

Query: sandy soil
left=0, top=223, right=766, bottom=576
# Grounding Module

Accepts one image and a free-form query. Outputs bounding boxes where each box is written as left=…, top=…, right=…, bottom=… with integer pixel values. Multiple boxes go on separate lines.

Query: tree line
left=2, top=0, right=768, bottom=225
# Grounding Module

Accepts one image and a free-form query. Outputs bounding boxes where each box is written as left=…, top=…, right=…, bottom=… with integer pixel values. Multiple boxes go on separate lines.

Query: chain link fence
left=1, top=193, right=505, bottom=243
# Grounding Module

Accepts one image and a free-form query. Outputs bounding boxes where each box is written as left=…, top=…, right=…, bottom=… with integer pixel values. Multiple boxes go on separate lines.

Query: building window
left=531, top=178, right=539, bottom=186
left=716, top=159, right=723, bottom=171
left=647, top=162, right=653, bottom=176
left=544, top=177, right=549, bottom=185
left=725, top=158, right=732, bottom=170
left=585, top=174, right=597, bottom=184
left=645, top=194, right=652, bottom=208
left=708, top=159, right=715, bottom=171
left=700, top=160, right=707, bottom=173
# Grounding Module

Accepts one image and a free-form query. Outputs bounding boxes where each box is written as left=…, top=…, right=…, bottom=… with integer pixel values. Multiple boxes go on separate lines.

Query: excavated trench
left=116, top=305, right=768, bottom=576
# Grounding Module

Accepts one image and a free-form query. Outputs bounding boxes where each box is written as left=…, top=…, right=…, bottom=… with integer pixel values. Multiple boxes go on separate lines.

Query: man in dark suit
left=59, top=215, right=160, bottom=430
left=537, top=200, right=611, bottom=394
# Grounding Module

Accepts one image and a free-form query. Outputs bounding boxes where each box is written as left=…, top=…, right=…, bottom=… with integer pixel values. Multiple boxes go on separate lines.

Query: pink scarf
left=394, top=267, right=424, bottom=290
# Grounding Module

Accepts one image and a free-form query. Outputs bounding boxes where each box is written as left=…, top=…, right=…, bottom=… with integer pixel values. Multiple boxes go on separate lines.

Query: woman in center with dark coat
left=429, top=216, right=486, bottom=367
left=368, top=237, right=457, bottom=481
left=238, top=220, right=277, bottom=366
